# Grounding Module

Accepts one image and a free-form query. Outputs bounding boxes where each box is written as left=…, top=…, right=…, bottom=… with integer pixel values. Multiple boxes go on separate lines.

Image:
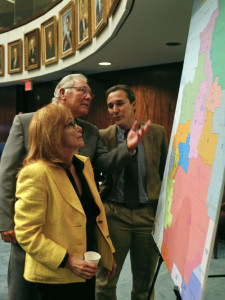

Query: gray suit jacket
left=0, top=113, right=131, bottom=231
left=99, top=122, right=168, bottom=202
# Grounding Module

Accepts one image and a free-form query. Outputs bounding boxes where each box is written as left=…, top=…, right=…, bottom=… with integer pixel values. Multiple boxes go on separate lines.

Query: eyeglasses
left=64, top=121, right=78, bottom=130
left=67, top=86, right=94, bottom=98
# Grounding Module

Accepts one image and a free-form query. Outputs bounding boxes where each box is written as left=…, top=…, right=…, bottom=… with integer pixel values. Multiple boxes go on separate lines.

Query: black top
left=65, top=156, right=100, bottom=251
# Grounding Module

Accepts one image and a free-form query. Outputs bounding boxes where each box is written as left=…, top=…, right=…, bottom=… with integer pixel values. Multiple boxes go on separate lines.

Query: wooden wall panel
left=85, top=62, right=183, bottom=141
left=0, top=86, right=16, bottom=142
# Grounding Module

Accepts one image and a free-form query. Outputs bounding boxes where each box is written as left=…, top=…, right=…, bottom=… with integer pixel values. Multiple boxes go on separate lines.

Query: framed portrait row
left=0, top=0, right=120, bottom=76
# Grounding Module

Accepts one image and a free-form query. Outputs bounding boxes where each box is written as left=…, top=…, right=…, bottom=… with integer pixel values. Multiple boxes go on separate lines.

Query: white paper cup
left=84, top=251, right=101, bottom=265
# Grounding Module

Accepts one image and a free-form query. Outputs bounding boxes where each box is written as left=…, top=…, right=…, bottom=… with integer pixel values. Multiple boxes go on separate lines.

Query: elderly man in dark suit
left=96, top=85, right=168, bottom=300
left=11, top=47, right=19, bottom=70
left=28, top=38, right=37, bottom=65
left=0, top=74, right=150, bottom=300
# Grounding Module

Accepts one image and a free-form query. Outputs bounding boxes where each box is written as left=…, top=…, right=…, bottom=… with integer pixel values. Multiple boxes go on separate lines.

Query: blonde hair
left=23, top=103, right=73, bottom=167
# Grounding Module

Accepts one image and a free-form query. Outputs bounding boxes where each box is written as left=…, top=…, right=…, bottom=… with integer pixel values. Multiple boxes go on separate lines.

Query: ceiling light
left=165, top=42, right=181, bottom=46
left=99, top=62, right=112, bottom=66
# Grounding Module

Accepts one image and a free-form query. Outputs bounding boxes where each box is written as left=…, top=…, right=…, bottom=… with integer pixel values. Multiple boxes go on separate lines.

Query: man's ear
left=59, top=88, right=66, bottom=101
left=132, top=100, right=136, bottom=112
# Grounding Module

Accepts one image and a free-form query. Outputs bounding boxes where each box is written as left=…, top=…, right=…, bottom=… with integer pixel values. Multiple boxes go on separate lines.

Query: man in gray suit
left=0, top=74, right=150, bottom=300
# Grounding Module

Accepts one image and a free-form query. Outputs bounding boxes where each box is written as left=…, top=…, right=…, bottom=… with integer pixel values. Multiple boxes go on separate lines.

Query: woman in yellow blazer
left=14, top=103, right=116, bottom=300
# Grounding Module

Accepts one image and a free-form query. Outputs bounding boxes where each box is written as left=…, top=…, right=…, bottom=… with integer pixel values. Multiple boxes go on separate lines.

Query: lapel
left=47, top=165, right=85, bottom=215
left=106, top=124, right=117, bottom=149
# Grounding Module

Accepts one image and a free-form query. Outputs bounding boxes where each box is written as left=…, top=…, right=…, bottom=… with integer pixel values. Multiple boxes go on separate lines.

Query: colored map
left=153, top=0, right=225, bottom=299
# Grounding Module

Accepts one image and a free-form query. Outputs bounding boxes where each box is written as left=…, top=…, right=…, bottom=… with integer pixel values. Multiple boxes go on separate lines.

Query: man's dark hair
left=106, top=85, right=136, bottom=103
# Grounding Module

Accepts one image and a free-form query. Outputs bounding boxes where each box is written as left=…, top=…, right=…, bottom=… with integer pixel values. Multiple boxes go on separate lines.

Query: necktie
left=123, top=130, right=139, bottom=209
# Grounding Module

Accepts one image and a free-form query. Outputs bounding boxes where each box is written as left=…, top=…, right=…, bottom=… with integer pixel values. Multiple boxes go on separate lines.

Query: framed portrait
left=92, top=0, right=107, bottom=37
left=8, top=39, right=23, bottom=74
left=107, top=0, right=120, bottom=17
left=41, top=16, right=58, bottom=66
left=75, top=0, right=92, bottom=50
left=0, top=45, right=4, bottom=76
left=24, top=29, right=40, bottom=71
left=59, top=1, right=75, bottom=59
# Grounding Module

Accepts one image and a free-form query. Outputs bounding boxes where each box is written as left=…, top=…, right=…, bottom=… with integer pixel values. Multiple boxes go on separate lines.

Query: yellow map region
left=197, top=112, right=218, bottom=165
left=206, top=76, right=222, bottom=112
left=173, top=121, right=191, bottom=149
left=164, top=177, right=174, bottom=228
left=169, top=148, right=179, bottom=179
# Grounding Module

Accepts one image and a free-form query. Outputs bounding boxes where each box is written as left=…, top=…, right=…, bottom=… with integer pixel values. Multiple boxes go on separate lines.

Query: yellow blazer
left=15, top=155, right=114, bottom=284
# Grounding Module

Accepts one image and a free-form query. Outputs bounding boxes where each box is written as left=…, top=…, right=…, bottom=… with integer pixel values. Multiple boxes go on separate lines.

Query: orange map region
left=173, top=121, right=191, bottom=150
left=198, top=111, right=218, bottom=165
left=162, top=157, right=212, bottom=284
left=205, top=76, right=222, bottom=112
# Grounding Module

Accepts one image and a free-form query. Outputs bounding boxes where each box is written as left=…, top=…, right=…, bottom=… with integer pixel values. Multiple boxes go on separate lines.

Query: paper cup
left=84, top=251, right=101, bottom=265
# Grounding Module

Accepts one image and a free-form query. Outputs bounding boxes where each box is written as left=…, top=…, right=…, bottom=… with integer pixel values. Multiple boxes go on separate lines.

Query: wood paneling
left=0, top=86, right=16, bottom=142
left=85, top=62, right=183, bottom=141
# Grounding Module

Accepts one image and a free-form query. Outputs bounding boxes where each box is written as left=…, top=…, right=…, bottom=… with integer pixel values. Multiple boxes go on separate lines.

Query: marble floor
left=0, top=238, right=225, bottom=299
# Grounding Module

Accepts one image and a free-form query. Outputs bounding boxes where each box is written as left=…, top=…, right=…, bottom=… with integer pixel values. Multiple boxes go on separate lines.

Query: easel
left=146, top=247, right=182, bottom=300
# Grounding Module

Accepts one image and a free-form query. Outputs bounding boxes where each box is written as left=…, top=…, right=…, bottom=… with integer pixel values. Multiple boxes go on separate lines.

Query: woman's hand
left=103, top=256, right=117, bottom=279
left=65, top=255, right=98, bottom=279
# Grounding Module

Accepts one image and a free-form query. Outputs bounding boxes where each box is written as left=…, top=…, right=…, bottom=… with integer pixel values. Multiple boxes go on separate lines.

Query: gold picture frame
left=41, top=16, right=58, bottom=66
left=107, top=0, right=120, bottom=17
left=0, top=45, right=4, bottom=76
left=8, top=39, right=23, bottom=74
left=24, top=29, right=40, bottom=71
left=75, top=0, right=92, bottom=50
left=92, top=0, right=107, bottom=37
left=59, top=1, right=75, bottom=59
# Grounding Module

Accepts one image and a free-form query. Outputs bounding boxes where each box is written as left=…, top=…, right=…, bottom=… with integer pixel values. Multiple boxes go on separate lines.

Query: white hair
left=52, top=73, right=88, bottom=103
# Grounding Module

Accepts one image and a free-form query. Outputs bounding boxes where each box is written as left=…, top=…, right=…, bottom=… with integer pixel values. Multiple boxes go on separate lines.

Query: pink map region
left=189, top=81, right=207, bottom=159
left=199, top=7, right=218, bottom=96
left=163, top=157, right=212, bottom=284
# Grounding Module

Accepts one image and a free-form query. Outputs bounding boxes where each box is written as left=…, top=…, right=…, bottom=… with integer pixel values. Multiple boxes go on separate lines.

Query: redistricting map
left=153, top=0, right=225, bottom=299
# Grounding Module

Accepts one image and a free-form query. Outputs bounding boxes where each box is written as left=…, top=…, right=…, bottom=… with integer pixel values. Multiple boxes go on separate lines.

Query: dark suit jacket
left=63, top=31, right=72, bottom=51
left=11, top=58, right=19, bottom=69
left=46, top=44, right=55, bottom=59
left=99, top=122, right=168, bottom=202
left=28, top=47, right=37, bottom=65
left=79, top=18, right=88, bottom=41
left=0, top=113, right=131, bottom=231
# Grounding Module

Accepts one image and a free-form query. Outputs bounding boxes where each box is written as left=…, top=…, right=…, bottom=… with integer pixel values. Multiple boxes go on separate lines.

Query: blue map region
left=168, top=147, right=175, bottom=176
left=181, top=270, right=202, bottom=300
left=206, top=91, right=225, bottom=221
left=178, top=133, right=190, bottom=173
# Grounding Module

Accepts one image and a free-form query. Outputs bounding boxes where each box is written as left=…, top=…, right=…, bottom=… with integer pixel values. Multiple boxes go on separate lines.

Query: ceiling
left=66, top=0, right=194, bottom=76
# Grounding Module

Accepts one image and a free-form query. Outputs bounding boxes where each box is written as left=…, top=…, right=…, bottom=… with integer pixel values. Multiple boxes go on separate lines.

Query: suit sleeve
left=0, top=115, right=27, bottom=231
left=92, top=129, right=131, bottom=174
left=15, top=166, right=66, bottom=270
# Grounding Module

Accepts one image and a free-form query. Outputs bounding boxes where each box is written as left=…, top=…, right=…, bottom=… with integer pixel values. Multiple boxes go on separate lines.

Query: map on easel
left=152, top=0, right=225, bottom=299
